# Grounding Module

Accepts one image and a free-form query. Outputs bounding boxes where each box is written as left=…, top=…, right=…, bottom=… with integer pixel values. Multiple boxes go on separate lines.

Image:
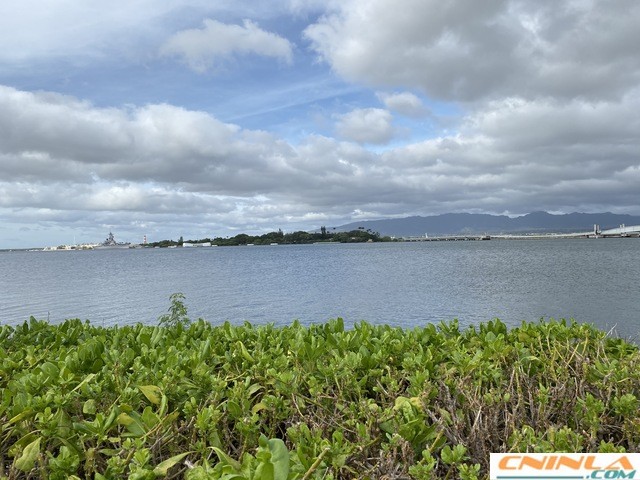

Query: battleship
left=94, top=231, right=132, bottom=249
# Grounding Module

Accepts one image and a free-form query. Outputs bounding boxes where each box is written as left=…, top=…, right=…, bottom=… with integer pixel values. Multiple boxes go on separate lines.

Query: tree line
left=146, top=227, right=392, bottom=247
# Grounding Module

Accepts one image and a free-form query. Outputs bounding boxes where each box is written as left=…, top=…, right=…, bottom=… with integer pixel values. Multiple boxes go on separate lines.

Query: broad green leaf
left=255, top=461, right=275, bottom=480
left=139, top=385, right=162, bottom=405
left=159, top=391, right=168, bottom=416
left=117, top=412, right=146, bottom=437
left=15, top=437, right=41, bottom=472
left=393, top=396, right=412, bottom=411
left=72, top=421, right=99, bottom=435
left=237, top=341, right=254, bottom=363
left=8, top=409, right=33, bottom=425
left=247, top=383, right=263, bottom=396
left=40, top=361, right=59, bottom=378
left=83, top=399, right=97, bottom=415
left=71, top=373, right=96, bottom=393
left=141, top=406, right=160, bottom=429
left=268, top=438, right=289, bottom=480
left=227, top=400, right=242, bottom=418
left=153, top=452, right=190, bottom=476
left=104, top=406, right=119, bottom=431
left=255, top=437, right=289, bottom=480
left=212, top=447, right=242, bottom=471
left=379, top=420, right=394, bottom=434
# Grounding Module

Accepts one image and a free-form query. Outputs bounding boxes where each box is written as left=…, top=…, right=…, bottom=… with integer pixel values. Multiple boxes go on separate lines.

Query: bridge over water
left=598, top=224, right=640, bottom=237
left=401, top=224, right=640, bottom=242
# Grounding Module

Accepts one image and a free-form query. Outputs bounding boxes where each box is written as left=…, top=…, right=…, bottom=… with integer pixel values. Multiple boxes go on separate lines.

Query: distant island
left=146, top=227, right=391, bottom=248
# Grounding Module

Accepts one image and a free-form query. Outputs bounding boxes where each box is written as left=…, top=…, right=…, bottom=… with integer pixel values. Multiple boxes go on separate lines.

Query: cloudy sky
left=1, top=0, right=639, bottom=248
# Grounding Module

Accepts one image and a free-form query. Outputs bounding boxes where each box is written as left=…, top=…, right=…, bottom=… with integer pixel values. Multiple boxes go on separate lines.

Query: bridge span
left=401, top=224, right=640, bottom=242
left=599, top=224, right=640, bottom=237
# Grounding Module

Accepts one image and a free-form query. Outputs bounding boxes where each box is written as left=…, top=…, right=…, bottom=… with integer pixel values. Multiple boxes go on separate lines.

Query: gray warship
left=94, top=231, right=131, bottom=249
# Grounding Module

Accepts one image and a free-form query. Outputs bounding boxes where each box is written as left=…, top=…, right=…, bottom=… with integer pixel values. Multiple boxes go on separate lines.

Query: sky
left=1, top=0, right=639, bottom=248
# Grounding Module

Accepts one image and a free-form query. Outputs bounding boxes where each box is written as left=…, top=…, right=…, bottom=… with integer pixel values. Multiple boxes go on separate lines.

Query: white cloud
left=305, top=0, right=640, bottom=102
left=335, top=108, right=395, bottom=144
left=377, top=92, right=426, bottom=117
left=161, top=19, right=294, bottom=72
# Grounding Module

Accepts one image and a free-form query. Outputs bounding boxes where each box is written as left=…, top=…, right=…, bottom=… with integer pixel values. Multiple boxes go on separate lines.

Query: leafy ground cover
left=1, top=310, right=639, bottom=479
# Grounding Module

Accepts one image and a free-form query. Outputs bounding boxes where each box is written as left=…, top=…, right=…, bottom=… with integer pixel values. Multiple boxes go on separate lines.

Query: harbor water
left=1, top=239, right=638, bottom=339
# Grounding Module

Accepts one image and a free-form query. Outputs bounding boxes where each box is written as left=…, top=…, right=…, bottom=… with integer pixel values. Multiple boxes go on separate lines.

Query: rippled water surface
left=1, top=240, right=638, bottom=337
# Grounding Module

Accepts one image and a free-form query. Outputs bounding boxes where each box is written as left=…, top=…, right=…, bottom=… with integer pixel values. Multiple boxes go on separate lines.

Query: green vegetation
left=146, top=228, right=391, bottom=248
left=2, top=304, right=640, bottom=479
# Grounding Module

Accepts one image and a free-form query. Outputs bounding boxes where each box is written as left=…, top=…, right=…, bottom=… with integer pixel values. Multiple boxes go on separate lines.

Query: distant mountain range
left=334, top=212, right=640, bottom=237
